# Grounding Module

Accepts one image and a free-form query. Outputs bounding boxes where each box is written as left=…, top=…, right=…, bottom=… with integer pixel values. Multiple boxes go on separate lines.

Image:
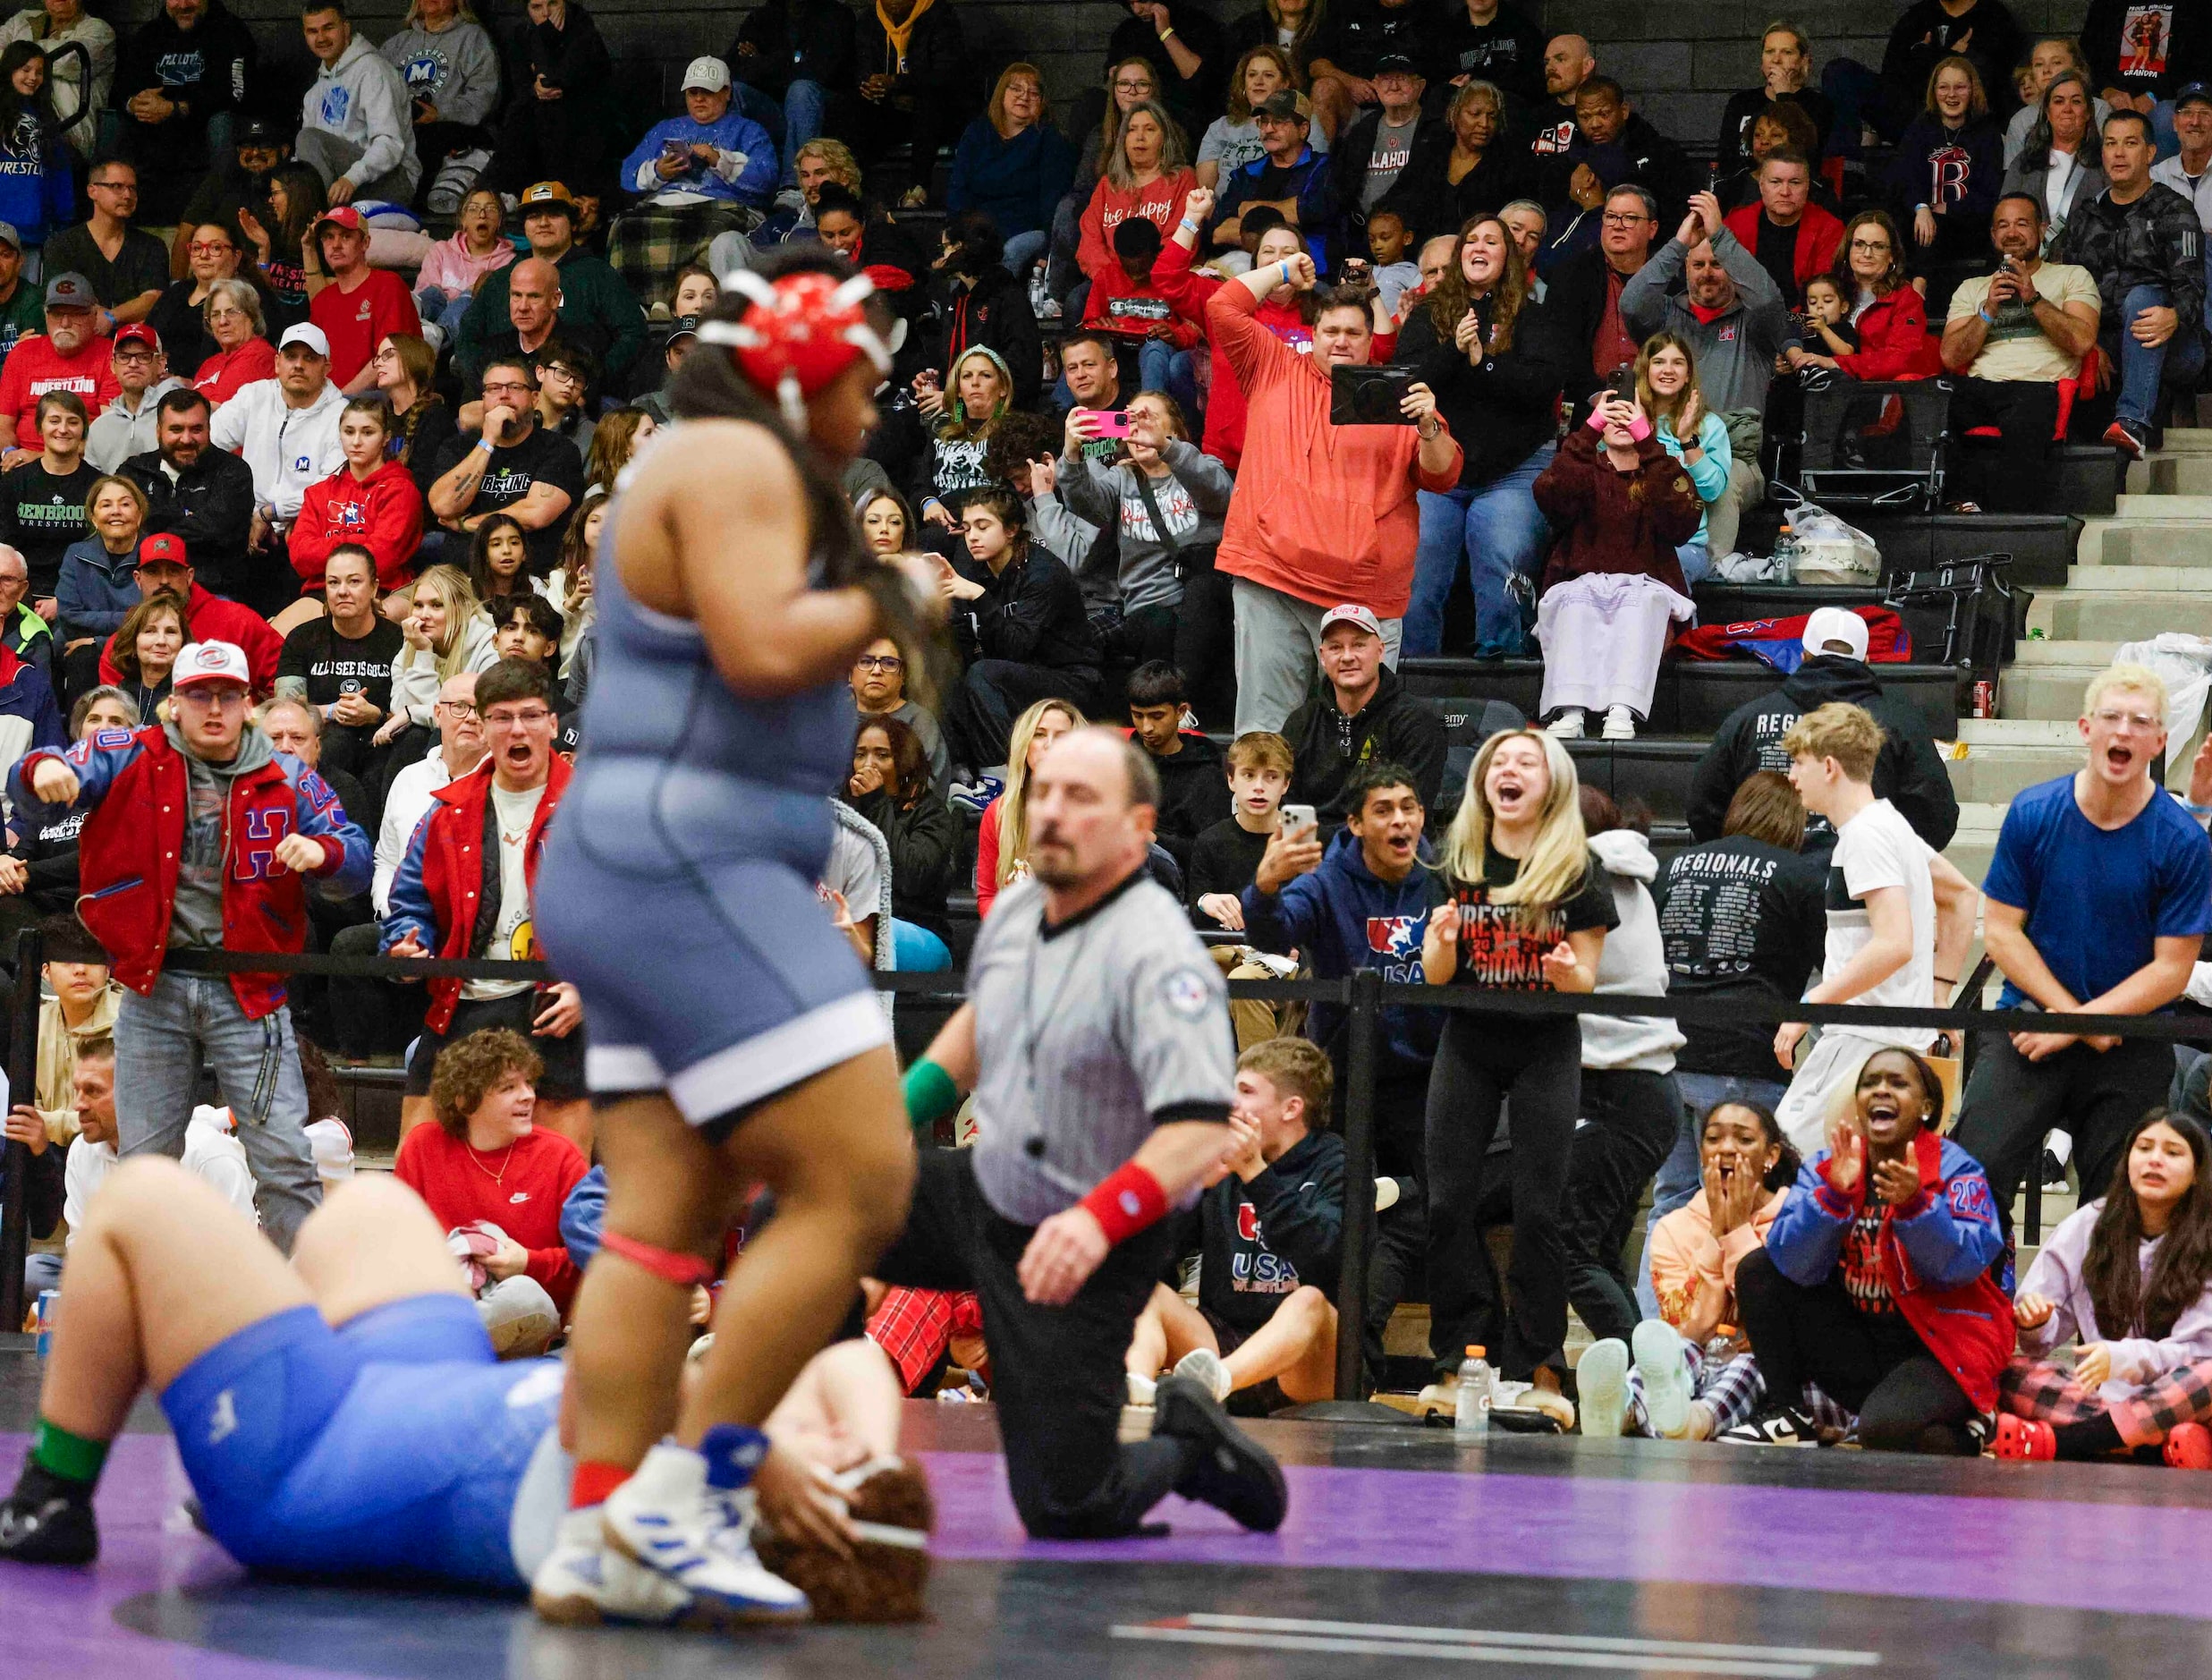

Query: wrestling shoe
left=602, top=1430, right=810, bottom=1625
left=530, top=1506, right=696, bottom=1626
left=1153, top=1374, right=1287, bottom=1532
left=2165, top=1422, right=2212, bottom=1470
left=0, top=1469, right=97, bottom=1565
left=1173, top=1346, right=1232, bottom=1403
left=756, top=1455, right=934, bottom=1623
left=1992, top=1414, right=2055, bottom=1462
left=1631, top=1320, right=1693, bottom=1440
left=1716, top=1404, right=1820, bottom=1447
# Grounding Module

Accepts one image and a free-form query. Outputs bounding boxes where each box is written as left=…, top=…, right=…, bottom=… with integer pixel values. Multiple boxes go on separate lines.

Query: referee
left=891, top=727, right=1287, bottom=1539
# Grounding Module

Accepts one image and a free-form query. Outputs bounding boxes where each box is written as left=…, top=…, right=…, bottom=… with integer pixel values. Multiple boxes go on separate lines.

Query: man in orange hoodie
left=1207, top=248, right=1462, bottom=734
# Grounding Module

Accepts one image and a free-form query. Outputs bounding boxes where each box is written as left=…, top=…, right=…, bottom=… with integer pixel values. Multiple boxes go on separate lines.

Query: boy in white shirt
left=1773, top=702, right=1978, bottom=1154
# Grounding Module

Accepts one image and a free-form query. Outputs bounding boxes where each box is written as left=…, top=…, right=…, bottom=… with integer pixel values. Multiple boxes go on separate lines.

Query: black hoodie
left=1685, top=655, right=1961, bottom=853
left=1282, top=665, right=1448, bottom=827
left=1143, top=730, right=1225, bottom=874
left=1174, top=1128, right=1344, bottom=1336
left=115, top=0, right=258, bottom=130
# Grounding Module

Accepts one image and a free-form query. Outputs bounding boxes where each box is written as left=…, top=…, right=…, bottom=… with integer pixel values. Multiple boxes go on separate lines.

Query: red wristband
left=1079, top=1161, right=1169, bottom=1246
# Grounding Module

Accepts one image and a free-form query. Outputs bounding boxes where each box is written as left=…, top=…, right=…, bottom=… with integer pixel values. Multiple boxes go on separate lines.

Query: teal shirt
left=0, top=279, right=45, bottom=371
left=1657, top=409, right=1732, bottom=547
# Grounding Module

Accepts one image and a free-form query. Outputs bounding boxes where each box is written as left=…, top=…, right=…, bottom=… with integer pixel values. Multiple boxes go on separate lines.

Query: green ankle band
left=30, top=1417, right=110, bottom=1486
left=903, top=1059, right=961, bottom=1135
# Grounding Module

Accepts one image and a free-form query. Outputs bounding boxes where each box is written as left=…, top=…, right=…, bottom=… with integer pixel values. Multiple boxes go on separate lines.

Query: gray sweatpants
left=293, top=127, right=420, bottom=205
left=1231, top=577, right=1403, bottom=734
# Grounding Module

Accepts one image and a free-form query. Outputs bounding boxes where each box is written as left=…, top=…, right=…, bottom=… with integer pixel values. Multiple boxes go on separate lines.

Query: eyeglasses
left=187, top=242, right=233, bottom=254
left=539, top=363, right=579, bottom=382
left=1114, top=78, right=1152, bottom=92
left=856, top=654, right=904, bottom=672
left=174, top=686, right=248, bottom=709
left=1600, top=212, right=1649, bottom=227
left=482, top=379, right=532, bottom=395
left=1848, top=238, right=1891, bottom=252
left=2092, top=708, right=2160, bottom=731
left=483, top=707, right=554, bottom=727
left=89, top=180, right=134, bottom=193
left=435, top=700, right=479, bottom=717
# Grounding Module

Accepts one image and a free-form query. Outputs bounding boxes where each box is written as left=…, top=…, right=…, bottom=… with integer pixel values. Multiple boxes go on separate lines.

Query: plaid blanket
left=607, top=199, right=759, bottom=308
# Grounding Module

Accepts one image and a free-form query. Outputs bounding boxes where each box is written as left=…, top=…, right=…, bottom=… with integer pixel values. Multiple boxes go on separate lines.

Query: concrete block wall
left=116, top=0, right=2098, bottom=151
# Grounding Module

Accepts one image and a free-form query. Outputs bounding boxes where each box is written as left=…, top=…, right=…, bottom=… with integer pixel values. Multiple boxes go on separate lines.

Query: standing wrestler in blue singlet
left=528, top=250, right=942, bottom=1624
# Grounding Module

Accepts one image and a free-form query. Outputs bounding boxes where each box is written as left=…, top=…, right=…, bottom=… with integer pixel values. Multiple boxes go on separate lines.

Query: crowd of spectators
left=6, top=1, right=2212, bottom=1482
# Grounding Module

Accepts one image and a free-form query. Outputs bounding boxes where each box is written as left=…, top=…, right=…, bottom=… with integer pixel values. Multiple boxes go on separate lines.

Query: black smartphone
left=1605, top=368, right=1636, bottom=403
left=1329, top=363, right=1418, bottom=426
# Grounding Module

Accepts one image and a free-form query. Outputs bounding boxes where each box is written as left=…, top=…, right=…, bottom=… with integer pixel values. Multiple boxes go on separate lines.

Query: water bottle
left=1772, top=519, right=1800, bottom=580
left=1454, top=1345, right=1493, bottom=1434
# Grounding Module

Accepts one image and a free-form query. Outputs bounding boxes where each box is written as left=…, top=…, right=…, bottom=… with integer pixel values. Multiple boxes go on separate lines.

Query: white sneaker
left=1575, top=1339, right=1629, bottom=1438
left=530, top=1506, right=695, bottom=1626
left=1601, top=705, right=1636, bottom=740
left=1547, top=708, right=1585, bottom=738
left=1174, top=1346, right=1232, bottom=1403
left=1632, top=1319, right=1694, bottom=1439
left=1127, top=1371, right=1157, bottom=1407
left=601, top=1440, right=809, bottom=1625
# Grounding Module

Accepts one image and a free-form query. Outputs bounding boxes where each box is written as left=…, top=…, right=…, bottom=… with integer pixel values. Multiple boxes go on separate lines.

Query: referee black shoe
left=1153, top=1375, right=1287, bottom=1532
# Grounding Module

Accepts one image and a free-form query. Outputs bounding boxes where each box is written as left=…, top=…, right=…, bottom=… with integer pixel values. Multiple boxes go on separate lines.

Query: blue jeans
left=1003, top=228, right=1048, bottom=276
left=890, top=918, right=952, bottom=972
left=115, top=970, right=321, bottom=1252
left=1136, top=337, right=1198, bottom=416
left=1676, top=541, right=1711, bottom=587
left=1406, top=442, right=1555, bottom=657
left=1634, top=1069, right=1790, bottom=1319
left=733, top=79, right=830, bottom=186
left=414, top=284, right=474, bottom=339
left=2108, top=283, right=2208, bottom=428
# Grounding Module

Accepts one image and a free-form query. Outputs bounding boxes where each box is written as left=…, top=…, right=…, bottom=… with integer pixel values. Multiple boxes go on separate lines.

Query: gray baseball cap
left=43, top=272, right=95, bottom=310
left=0, top=223, right=21, bottom=254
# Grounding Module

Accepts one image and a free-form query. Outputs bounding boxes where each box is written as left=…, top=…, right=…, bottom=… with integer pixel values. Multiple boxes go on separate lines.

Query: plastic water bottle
left=1454, top=1345, right=1494, bottom=1434
left=1773, top=519, right=1801, bottom=579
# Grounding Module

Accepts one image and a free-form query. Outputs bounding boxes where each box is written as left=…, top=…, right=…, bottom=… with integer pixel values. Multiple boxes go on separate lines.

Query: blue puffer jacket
left=56, top=539, right=141, bottom=641
left=1241, top=827, right=1442, bottom=1076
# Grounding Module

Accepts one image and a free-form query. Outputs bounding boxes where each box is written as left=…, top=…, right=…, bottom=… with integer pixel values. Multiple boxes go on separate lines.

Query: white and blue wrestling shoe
left=530, top=1505, right=699, bottom=1626
left=598, top=1426, right=810, bottom=1625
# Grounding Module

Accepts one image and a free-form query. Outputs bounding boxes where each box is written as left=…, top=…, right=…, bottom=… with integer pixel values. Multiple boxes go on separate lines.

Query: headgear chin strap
left=698, top=269, right=894, bottom=428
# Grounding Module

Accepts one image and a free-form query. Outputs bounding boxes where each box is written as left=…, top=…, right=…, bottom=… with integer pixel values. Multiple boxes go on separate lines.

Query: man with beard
left=0, top=275, right=121, bottom=466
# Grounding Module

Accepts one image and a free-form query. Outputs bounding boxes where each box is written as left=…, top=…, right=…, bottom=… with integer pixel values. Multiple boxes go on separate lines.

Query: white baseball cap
left=172, top=641, right=251, bottom=691
left=682, top=55, right=731, bottom=93
left=277, top=322, right=330, bottom=357
left=1801, top=607, right=1869, bottom=662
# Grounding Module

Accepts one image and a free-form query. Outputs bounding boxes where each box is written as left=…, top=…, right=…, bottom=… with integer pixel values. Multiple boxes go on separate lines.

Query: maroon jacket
left=1531, top=424, right=1703, bottom=597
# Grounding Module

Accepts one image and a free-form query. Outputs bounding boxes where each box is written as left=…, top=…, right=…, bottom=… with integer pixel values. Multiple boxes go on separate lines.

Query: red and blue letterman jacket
left=380, top=755, right=570, bottom=1034
left=1766, top=1129, right=2014, bottom=1411
left=1187, top=1129, right=1345, bottom=1336
left=9, top=725, right=372, bottom=1019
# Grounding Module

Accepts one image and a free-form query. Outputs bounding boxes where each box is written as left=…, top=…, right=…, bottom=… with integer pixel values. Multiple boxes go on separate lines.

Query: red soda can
left=1971, top=678, right=1996, bottom=718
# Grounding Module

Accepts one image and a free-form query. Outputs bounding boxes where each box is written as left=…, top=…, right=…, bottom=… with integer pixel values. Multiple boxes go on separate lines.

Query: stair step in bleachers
left=1400, top=658, right=1962, bottom=739
left=1756, top=511, right=2086, bottom=589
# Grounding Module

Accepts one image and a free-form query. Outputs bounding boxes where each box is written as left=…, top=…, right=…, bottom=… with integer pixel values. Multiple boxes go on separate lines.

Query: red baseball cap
left=113, top=323, right=160, bottom=352
left=137, top=532, right=190, bottom=569
left=316, top=206, right=366, bottom=233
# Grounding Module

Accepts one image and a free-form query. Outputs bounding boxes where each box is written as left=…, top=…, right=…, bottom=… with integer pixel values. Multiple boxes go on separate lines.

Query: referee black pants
left=1951, top=1032, right=2174, bottom=1238
left=871, top=1148, right=1199, bottom=1539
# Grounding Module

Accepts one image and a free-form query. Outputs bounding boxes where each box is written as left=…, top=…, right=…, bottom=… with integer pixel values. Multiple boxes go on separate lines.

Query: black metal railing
left=6, top=935, right=2208, bottom=1404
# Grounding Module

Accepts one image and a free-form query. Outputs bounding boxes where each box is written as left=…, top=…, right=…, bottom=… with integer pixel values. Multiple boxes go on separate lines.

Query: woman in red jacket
left=1787, top=211, right=1941, bottom=383
left=288, top=395, right=425, bottom=597
left=394, top=1026, right=589, bottom=1357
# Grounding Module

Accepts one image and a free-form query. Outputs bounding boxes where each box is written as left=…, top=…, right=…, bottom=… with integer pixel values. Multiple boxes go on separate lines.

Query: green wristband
left=903, top=1059, right=961, bottom=1133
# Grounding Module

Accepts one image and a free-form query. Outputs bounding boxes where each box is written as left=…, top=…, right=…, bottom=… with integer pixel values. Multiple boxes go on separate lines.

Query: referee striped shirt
left=968, top=870, right=1236, bottom=1227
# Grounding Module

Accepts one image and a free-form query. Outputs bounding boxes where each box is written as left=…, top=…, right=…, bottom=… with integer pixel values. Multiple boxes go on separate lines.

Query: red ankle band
left=570, top=1460, right=630, bottom=1509
left=598, top=1231, right=718, bottom=1288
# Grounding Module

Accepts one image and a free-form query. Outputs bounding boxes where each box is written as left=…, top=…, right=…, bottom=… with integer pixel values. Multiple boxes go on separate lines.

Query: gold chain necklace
left=464, top=1138, right=520, bottom=1185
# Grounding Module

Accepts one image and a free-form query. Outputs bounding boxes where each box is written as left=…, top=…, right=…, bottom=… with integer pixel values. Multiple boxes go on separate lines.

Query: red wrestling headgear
left=699, top=268, right=894, bottom=428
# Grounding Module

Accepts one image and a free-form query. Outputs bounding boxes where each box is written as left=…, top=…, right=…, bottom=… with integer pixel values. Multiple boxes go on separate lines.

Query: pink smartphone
left=1092, top=409, right=1132, bottom=439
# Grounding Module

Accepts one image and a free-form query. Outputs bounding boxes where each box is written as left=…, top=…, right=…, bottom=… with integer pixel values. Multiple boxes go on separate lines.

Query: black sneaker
left=2105, top=419, right=2149, bottom=460
left=2040, top=1149, right=2070, bottom=1194
left=1716, top=1404, right=1821, bottom=1448
left=0, top=1485, right=98, bottom=1564
left=1151, top=1374, right=1287, bottom=1532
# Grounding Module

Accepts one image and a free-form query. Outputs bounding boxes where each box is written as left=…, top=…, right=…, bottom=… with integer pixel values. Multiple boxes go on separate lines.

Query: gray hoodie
left=87, top=377, right=184, bottom=473
left=380, top=19, right=502, bottom=130
left=1619, top=226, right=1793, bottom=418
left=1057, top=439, right=1234, bottom=615
left=167, top=720, right=276, bottom=950
left=1581, top=828, right=1686, bottom=1073
left=303, top=34, right=420, bottom=196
